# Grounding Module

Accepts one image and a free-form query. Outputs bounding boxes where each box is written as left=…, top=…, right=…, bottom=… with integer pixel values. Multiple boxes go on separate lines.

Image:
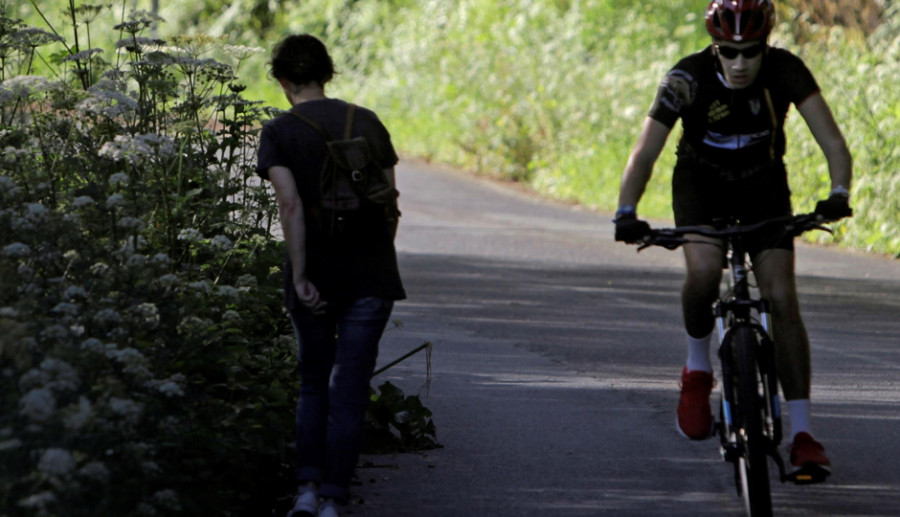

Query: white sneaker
left=287, top=485, right=318, bottom=517
left=318, top=499, right=339, bottom=517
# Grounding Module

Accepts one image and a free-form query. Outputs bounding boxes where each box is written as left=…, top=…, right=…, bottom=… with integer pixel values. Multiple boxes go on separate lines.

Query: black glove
left=614, top=213, right=651, bottom=243
left=814, top=194, right=852, bottom=221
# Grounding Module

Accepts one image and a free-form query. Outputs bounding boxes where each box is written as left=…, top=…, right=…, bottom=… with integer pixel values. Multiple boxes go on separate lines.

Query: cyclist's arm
left=617, top=117, right=672, bottom=209
left=797, top=92, right=853, bottom=193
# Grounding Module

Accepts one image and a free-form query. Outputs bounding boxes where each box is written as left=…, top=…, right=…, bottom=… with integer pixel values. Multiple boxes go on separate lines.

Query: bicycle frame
left=713, top=233, right=789, bottom=505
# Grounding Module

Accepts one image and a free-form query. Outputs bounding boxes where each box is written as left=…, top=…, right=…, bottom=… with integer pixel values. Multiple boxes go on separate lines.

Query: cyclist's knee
left=685, top=264, right=722, bottom=293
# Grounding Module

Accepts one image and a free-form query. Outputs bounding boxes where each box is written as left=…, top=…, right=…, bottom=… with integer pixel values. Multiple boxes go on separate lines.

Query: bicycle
left=631, top=212, right=833, bottom=517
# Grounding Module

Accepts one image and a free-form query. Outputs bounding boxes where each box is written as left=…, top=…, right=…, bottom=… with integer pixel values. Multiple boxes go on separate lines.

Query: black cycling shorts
left=672, top=160, right=795, bottom=257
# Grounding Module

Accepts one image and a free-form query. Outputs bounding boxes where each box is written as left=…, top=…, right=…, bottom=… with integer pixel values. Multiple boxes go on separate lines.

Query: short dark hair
left=270, top=34, right=335, bottom=87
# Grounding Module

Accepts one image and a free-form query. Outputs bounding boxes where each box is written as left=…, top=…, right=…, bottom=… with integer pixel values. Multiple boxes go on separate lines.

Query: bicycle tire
left=734, top=325, right=773, bottom=517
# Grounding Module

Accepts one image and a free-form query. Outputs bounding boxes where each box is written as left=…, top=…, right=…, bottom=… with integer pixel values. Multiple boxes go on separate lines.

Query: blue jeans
left=288, top=296, right=394, bottom=502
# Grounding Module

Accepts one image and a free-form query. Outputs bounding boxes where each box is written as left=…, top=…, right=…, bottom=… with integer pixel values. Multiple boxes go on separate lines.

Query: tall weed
left=0, top=5, right=300, bottom=515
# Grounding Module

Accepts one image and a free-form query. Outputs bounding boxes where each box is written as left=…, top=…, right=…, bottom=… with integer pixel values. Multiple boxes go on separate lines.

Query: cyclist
left=614, top=0, right=852, bottom=481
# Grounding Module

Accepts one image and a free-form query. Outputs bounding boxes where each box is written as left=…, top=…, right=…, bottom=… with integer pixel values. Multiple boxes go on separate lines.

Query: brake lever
left=635, top=233, right=656, bottom=252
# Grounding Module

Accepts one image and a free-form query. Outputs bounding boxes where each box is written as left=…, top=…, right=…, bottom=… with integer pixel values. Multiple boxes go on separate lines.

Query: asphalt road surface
left=351, top=159, right=900, bottom=517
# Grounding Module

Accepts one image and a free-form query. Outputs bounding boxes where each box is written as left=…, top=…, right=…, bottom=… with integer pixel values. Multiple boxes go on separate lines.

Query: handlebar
left=634, top=213, right=833, bottom=252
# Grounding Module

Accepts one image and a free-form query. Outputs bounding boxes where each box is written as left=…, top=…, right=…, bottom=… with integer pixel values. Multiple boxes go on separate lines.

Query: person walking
left=255, top=34, right=406, bottom=517
left=614, top=0, right=852, bottom=481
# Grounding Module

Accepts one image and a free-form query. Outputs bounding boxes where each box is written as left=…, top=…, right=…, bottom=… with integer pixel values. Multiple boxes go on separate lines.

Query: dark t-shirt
left=256, top=98, right=406, bottom=308
left=649, top=45, right=820, bottom=171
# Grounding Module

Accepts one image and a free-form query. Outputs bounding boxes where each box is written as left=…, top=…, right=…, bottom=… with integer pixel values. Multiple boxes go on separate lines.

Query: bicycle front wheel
left=734, top=325, right=773, bottom=517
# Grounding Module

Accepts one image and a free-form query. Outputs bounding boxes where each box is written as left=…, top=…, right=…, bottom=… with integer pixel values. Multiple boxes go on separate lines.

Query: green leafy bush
left=363, top=381, right=440, bottom=454
left=0, top=6, right=300, bottom=516
left=1, top=4, right=440, bottom=514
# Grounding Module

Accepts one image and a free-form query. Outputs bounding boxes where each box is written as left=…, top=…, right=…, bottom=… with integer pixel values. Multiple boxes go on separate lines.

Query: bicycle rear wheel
left=734, top=325, right=773, bottom=517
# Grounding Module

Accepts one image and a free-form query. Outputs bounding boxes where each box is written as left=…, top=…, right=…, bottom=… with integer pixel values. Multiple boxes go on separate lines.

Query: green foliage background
left=1, top=0, right=896, bottom=514
left=16, top=0, right=900, bottom=257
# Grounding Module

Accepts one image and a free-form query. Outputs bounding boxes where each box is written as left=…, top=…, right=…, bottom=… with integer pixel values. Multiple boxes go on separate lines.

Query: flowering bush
left=0, top=7, right=299, bottom=516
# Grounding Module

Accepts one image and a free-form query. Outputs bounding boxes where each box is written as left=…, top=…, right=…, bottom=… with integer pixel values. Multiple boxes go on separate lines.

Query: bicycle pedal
left=786, top=464, right=831, bottom=485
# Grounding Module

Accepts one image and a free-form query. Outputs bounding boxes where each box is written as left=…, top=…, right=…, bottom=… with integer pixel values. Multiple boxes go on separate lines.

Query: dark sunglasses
left=715, top=43, right=766, bottom=59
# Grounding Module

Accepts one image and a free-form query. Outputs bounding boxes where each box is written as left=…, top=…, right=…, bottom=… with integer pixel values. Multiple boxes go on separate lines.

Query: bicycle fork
left=714, top=300, right=792, bottom=485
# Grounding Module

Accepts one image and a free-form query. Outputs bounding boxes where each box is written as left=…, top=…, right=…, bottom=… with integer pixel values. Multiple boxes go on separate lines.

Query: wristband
left=615, top=204, right=636, bottom=219
left=830, top=185, right=850, bottom=198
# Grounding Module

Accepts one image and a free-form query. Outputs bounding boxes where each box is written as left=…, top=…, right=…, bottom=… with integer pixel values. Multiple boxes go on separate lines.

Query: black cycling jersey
left=649, top=45, right=820, bottom=174
left=649, top=45, right=820, bottom=254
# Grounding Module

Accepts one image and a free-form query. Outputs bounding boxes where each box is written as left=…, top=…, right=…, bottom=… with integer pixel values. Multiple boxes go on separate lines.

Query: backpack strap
left=288, top=103, right=357, bottom=141
left=342, top=103, right=356, bottom=139
left=288, top=110, right=332, bottom=140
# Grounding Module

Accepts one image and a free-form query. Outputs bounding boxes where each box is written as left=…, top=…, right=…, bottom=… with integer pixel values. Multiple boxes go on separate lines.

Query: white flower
left=157, top=381, right=184, bottom=398
left=0, top=438, right=23, bottom=451
left=72, top=195, right=95, bottom=208
left=79, top=461, right=110, bottom=483
left=64, top=286, right=88, bottom=300
left=25, top=202, right=48, bottom=217
left=40, top=324, right=69, bottom=341
left=94, top=308, right=123, bottom=326
left=19, top=367, right=45, bottom=391
left=108, top=397, right=143, bottom=424
left=117, top=216, right=146, bottom=231
left=107, top=347, right=151, bottom=378
left=216, top=285, right=240, bottom=301
left=222, top=310, right=241, bottom=323
left=80, top=337, right=105, bottom=353
left=105, top=193, right=126, bottom=208
left=223, top=44, right=264, bottom=59
left=19, top=388, right=56, bottom=422
left=209, top=234, right=233, bottom=250
left=153, top=489, right=181, bottom=511
left=17, top=491, right=56, bottom=512
left=177, top=228, right=203, bottom=243
left=0, top=175, right=19, bottom=196
left=177, top=316, right=212, bottom=335
left=158, top=273, right=179, bottom=288
left=188, top=280, right=212, bottom=296
left=126, top=253, right=148, bottom=267
left=17, top=263, right=34, bottom=279
left=150, top=253, right=171, bottom=267
left=2, top=242, right=31, bottom=258
left=90, top=262, right=110, bottom=276
left=38, top=448, right=76, bottom=477
left=39, top=358, right=80, bottom=393
left=135, top=133, right=175, bottom=159
left=51, top=302, right=80, bottom=316
left=109, top=172, right=129, bottom=185
left=0, top=306, right=19, bottom=318
left=64, top=396, right=93, bottom=431
left=1, top=75, right=57, bottom=97
left=236, top=274, right=257, bottom=288
left=133, top=302, right=160, bottom=327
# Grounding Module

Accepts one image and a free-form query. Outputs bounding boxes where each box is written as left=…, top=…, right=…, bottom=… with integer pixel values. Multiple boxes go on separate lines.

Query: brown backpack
left=289, top=104, right=399, bottom=234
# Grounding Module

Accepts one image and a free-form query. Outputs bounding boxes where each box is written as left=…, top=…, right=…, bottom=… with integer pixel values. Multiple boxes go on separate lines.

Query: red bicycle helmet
left=705, top=0, right=775, bottom=42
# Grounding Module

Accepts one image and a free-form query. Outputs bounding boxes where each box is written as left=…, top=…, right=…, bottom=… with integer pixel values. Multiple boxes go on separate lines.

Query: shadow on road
left=352, top=252, right=900, bottom=516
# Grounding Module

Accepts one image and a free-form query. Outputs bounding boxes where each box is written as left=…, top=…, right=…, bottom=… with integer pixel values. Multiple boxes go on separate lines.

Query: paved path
left=349, top=159, right=900, bottom=516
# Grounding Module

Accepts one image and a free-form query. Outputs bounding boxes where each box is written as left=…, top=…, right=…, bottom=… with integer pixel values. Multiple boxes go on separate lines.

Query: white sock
left=787, top=399, right=812, bottom=439
left=685, top=332, right=713, bottom=373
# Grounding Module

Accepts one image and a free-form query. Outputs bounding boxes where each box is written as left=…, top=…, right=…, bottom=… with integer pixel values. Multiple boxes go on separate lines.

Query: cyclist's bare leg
left=681, top=235, right=725, bottom=339
left=751, top=248, right=812, bottom=402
